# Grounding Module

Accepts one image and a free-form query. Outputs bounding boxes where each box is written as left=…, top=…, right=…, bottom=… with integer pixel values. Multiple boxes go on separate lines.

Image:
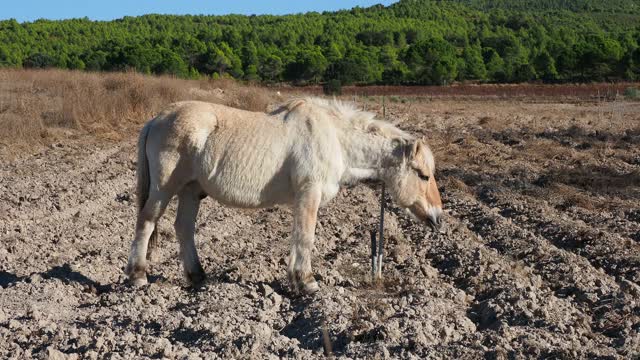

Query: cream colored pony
left=126, top=98, right=443, bottom=294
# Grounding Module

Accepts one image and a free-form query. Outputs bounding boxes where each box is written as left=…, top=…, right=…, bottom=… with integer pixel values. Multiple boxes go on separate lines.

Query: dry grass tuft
left=522, top=138, right=574, bottom=162
left=478, top=116, right=493, bottom=125
left=443, top=177, right=471, bottom=194
left=0, top=69, right=277, bottom=150
left=546, top=184, right=597, bottom=210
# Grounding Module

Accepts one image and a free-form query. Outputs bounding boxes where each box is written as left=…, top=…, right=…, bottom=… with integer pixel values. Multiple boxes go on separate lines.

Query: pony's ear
left=391, top=138, right=406, bottom=157
left=410, top=140, right=421, bottom=159
left=400, top=139, right=422, bottom=161
left=285, top=99, right=306, bottom=112
left=391, top=138, right=417, bottom=160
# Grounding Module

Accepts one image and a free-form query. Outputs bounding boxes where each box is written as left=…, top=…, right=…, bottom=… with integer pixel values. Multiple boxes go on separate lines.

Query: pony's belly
left=198, top=132, right=294, bottom=208
left=198, top=171, right=293, bottom=209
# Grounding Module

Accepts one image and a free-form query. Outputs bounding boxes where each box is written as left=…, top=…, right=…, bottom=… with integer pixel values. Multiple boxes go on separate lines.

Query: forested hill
left=1, top=0, right=639, bottom=85
left=446, top=0, right=640, bottom=13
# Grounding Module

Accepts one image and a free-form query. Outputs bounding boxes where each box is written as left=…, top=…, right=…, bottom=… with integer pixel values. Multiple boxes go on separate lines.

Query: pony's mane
left=273, top=97, right=414, bottom=141
left=272, top=97, right=435, bottom=173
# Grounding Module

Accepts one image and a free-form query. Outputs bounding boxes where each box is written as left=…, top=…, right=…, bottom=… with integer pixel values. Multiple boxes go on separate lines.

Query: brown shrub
left=0, top=69, right=277, bottom=149
left=229, top=85, right=272, bottom=112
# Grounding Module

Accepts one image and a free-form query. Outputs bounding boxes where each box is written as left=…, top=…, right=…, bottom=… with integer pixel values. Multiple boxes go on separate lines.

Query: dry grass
left=443, top=177, right=471, bottom=194
left=0, top=69, right=277, bottom=151
left=548, top=184, right=597, bottom=211
left=521, top=138, right=575, bottom=162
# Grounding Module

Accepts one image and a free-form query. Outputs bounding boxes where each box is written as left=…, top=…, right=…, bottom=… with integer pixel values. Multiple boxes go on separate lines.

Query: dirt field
left=1, top=84, right=640, bottom=358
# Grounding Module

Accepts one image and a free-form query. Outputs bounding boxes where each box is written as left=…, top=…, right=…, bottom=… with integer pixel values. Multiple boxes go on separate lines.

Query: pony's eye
left=415, top=170, right=429, bottom=181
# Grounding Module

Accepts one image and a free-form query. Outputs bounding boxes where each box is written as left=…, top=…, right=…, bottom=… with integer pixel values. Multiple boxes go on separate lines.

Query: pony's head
left=385, top=138, right=443, bottom=231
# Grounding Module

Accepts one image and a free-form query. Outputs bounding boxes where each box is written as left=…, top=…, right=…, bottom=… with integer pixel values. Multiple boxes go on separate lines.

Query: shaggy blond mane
left=274, top=97, right=414, bottom=141
left=273, top=97, right=435, bottom=173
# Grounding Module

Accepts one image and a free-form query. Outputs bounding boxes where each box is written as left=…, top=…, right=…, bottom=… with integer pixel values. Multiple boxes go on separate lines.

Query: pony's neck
left=339, top=131, right=398, bottom=184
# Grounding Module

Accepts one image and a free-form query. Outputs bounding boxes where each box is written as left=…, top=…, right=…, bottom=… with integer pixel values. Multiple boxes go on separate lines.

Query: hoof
left=125, top=263, right=148, bottom=287
left=301, top=280, right=320, bottom=295
left=288, top=270, right=320, bottom=295
left=129, top=275, right=148, bottom=287
left=186, top=270, right=206, bottom=287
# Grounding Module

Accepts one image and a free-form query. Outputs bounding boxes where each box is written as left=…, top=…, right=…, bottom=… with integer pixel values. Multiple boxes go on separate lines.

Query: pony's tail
left=137, top=120, right=158, bottom=259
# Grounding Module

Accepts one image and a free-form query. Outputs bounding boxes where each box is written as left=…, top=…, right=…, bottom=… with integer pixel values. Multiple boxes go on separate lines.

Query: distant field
left=2, top=69, right=639, bottom=154
left=290, top=82, right=640, bottom=100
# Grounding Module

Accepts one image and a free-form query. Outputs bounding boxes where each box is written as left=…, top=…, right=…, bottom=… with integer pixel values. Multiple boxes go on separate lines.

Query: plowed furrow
left=562, top=206, right=640, bottom=244
left=1, top=142, right=134, bottom=227
left=474, top=186, right=640, bottom=284
left=387, top=199, right=621, bottom=358
left=444, top=191, right=639, bottom=349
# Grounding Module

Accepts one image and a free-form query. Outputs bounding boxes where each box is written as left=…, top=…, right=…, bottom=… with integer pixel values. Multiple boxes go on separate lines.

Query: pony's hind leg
left=175, top=183, right=206, bottom=286
left=126, top=190, right=171, bottom=286
left=288, top=183, right=322, bottom=294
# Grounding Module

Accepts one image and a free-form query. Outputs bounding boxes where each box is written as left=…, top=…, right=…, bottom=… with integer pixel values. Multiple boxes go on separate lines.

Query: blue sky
left=4, top=0, right=398, bottom=23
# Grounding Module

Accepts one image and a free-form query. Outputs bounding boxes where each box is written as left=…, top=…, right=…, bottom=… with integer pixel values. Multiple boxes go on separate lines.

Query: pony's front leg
left=288, top=184, right=322, bottom=294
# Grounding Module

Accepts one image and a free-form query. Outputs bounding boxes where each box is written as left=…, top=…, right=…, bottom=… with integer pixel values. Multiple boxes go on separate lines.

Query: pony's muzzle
left=426, top=207, right=444, bottom=231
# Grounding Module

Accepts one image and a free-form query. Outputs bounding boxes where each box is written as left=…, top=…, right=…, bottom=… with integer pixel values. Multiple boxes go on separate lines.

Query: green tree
left=83, top=50, right=108, bottom=71
left=154, top=48, right=189, bottom=77
left=199, top=44, right=232, bottom=77
left=242, top=41, right=259, bottom=77
left=23, top=53, right=56, bottom=68
left=220, top=42, right=243, bottom=78
left=329, top=47, right=382, bottom=84
left=533, top=50, right=558, bottom=81
left=404, top=37, right=458, bottom=85
left=513, top=63, right=537, bottom=82
left=325, top=42, right=343, bottom=63
left=68, top=55, right=86, bottom=70
left=631, top=47, right=640, bottom=79
left=245, top=64, right=259, bottom=81
left=484, top=48, right=507, bottom=82
left=285, top=47, right=328, bottom=83
left=0, top=44, right=21, bottom=66
left=382, top=64, right=408, bottom=84
left=575, top=35, right=623, bottom=80
left=460, top=42, right=487, bottom=81
left=259, top=54, right=283, bottom=82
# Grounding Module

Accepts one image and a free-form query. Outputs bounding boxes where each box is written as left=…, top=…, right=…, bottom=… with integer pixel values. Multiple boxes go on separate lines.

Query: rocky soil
left=1, top=99, right=639, bottom=359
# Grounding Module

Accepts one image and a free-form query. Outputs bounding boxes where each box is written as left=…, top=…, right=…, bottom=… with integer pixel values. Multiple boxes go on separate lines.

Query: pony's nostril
left=431, top=212, right=442, bottom=223
left=426, top=207, right=444, bottom=230
left=433, top=214, right=445, bottom=231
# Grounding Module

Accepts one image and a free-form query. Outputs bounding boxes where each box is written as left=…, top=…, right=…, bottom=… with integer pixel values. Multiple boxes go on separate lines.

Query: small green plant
left=624, top=87, right=640, bottom=99
left=323, top=79, right=342, bottom=95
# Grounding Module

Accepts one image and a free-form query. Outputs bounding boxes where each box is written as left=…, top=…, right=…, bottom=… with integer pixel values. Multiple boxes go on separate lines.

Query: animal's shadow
left=185, top=274, right=336, bottom=354
left=0, top=270, right=22, bottom=288
left=279, top=297, right=324, bottom=350
left=279, top=293, right=348, bottom=356
left=0, top=264, right=112, bottom=294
